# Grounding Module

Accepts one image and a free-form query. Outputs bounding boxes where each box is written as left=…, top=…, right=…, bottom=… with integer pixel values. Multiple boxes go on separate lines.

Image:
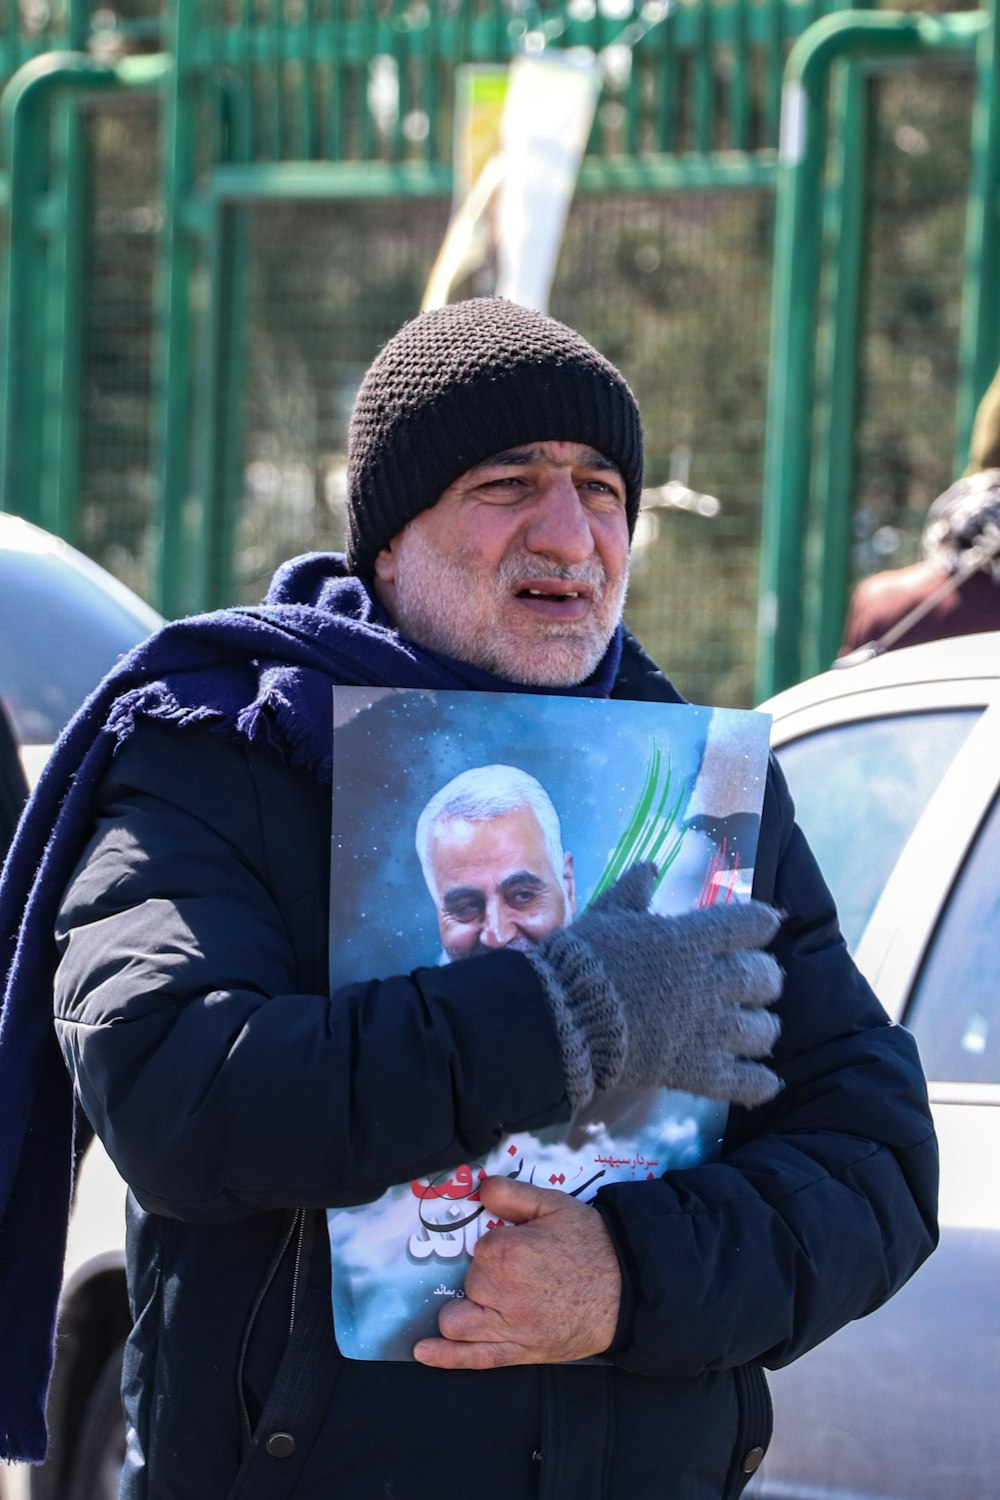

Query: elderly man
left=416, top=764, right=576, bottom=961
left=0, top=298, right=936, bottom=1500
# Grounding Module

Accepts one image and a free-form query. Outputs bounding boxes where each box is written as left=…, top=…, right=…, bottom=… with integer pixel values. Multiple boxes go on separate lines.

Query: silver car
left=752, top=631, right=1000, bottom=1500
left=0, top=511, right=162, bottom=787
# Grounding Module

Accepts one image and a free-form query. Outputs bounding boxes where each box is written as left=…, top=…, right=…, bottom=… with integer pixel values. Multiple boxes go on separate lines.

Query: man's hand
left=529, top=862, right=784, bottom=1110
left=412, top=1176, right=622, bottom=1370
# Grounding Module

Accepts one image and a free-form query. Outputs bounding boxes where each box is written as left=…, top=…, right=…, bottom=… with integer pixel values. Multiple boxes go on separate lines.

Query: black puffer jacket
left=53, top=644, right=938, bottom=1500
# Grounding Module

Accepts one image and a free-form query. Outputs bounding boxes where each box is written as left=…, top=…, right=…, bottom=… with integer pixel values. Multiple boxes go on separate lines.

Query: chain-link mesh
left=553, top=190, right=774, bottom=705
left=231, top=185, right=774, bottom=705
left=848, top=57, right=975, bottom=591
left=236, top=197, right=451, bottom=598
left=75, top=91, right=160, bottom=600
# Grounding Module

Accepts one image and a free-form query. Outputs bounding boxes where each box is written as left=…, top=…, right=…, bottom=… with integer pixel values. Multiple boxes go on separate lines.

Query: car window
left=775, top=710, right=980, bottom=951
left=0, top=549, right=156, bottom=744
left=903, top=790, right=1000, bottom=1085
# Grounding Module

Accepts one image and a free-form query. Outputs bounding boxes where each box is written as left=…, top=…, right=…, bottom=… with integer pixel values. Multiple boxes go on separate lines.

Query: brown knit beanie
left=345, top=298, right=644, bottom=578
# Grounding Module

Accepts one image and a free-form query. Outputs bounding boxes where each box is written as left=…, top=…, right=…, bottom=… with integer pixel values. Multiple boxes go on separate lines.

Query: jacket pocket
left=237, top=1210, right=304, bottom=1444
left=722, top=1363, right=773, bottom=1500
left=227, top=1212, right=341, bottom=1500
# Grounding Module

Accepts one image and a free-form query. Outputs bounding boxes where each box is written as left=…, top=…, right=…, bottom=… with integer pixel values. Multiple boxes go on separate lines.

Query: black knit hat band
left=346, top=299, right=643, bottom=577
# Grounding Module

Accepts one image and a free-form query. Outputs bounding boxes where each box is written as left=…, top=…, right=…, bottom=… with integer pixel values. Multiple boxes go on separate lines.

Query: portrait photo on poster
left=327, top=687, right=772, bottom=1360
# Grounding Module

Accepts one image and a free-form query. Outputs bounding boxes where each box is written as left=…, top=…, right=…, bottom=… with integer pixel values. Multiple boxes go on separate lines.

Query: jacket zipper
left=236, top=1208, right=303, bottom=1444
left=288, top=1207, right=308, bottom=1334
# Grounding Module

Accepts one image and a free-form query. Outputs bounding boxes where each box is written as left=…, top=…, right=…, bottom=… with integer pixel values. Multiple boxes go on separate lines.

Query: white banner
left=422, top=51, right=602, bottom=314
left=494, top=51, right=602, bottom=313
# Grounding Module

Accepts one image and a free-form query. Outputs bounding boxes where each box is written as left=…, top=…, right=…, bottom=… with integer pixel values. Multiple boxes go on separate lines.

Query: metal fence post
left=0, top=56, right=54, bottom=523
left=0, top=53, right=172, bottom=529
left=755, top=21, right=829, bottom=701
left=806, top=59, right=869, bottom=675
left=955, top=0, right=1000, bottom=471
left=38, top=91, right=87, bottom=542
left=39, top=0, right=94, bottom=541
left=198, top=75, right=253, bottom=610
left=154, top=0, right=200, bottom=616
left=0, top=53, right=112, bottom=528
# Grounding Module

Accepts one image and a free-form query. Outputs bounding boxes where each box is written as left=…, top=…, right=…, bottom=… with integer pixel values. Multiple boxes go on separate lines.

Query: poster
left=327, top=688, right=772, bottom=1359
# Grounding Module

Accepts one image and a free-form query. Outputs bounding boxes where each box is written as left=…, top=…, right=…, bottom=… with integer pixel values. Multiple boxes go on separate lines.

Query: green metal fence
left=0, top=0, right=995, bottom=706
left=0, top=1, right=80, bottom=74
left=0, top=0, right=162, bottom=77
left=184, top=0, right=830, bottom=166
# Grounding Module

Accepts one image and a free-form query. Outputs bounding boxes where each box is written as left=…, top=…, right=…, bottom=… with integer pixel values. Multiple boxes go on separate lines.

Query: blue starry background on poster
left=328, top=687, right=772, bottom=989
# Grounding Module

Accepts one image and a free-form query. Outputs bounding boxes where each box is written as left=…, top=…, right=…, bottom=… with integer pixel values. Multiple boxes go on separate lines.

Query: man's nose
left=523, top=472, right=595, bottom=563
left=480, top=898, right=517, bottom=949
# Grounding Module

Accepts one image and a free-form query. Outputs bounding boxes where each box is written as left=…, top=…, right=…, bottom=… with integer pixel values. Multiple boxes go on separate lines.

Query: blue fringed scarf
left=0, top=553, right=622, bottom=1462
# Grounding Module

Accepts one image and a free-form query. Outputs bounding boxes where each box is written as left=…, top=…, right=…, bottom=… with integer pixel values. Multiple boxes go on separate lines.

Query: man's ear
left=372, top=536, right=400, bottom=618
left=373, top=537, right=399, bottom=587
left=563, top=852, right=577, bottom=917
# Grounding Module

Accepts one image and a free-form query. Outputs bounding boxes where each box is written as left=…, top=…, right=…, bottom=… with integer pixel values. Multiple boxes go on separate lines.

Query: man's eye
left=445, top=901, right=483, bottom=923
left=480, top=476, right=525, bottom=492
left=508, top=888, right=541, bottom=907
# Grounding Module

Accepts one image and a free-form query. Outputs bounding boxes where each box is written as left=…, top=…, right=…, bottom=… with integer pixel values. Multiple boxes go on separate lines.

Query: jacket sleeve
left=53, top=721, right=569, bottom=1222
left=593, top=753, right=939, bottom=1377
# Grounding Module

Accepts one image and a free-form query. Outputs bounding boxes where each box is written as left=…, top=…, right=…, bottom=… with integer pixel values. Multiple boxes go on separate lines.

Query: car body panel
left=757, top=1096, right=1000, bottom=1500
left=751, top=633, right=1000, bottom=1500
left=62, top=1145, right=128, bottom=1300
left=0, top=1464, right=32, bottom=1500
left=0, top=511, right=161, bottom=776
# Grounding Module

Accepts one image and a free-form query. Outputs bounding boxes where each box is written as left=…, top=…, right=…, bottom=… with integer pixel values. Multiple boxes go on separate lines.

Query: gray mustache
left=497, top=557, right=608, bottom=591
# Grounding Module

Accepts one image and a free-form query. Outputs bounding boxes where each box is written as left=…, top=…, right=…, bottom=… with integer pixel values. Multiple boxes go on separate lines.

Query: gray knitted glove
left=525, top=862, right=783, bottom=1111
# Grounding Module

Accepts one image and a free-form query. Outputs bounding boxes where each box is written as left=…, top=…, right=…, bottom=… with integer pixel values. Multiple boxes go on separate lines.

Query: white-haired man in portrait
left=416, top=764, right=576, bottom=964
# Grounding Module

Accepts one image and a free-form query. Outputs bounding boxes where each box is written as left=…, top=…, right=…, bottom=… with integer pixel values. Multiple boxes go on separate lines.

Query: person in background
left=839, top=467, right=1000, bottom=658
left=840, top=368, right=1000, bottom=659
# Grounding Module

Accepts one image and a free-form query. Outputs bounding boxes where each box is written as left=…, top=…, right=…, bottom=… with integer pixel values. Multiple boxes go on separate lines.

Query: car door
left=751, top=670, right=1000, bottom=1500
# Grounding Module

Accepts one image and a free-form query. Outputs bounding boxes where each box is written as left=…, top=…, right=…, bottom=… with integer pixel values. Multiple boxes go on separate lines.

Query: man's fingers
left=715, top=949, right=784, bottom=1008
left=476, top=1174, right=560, bottom=1223
left=413, top=1335, right=532, bottom=1370
left=711, top=1056, right=783, bottom=1108
left=588, top=861, right=657, bottom=915
left=435, top=1288, right=507, bottom=1342
left=412, top=1287, right=534, bottom=1369
left=674, top=899, right=783, bottom=953
left=714, top=1004, right=781, bottom=1058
